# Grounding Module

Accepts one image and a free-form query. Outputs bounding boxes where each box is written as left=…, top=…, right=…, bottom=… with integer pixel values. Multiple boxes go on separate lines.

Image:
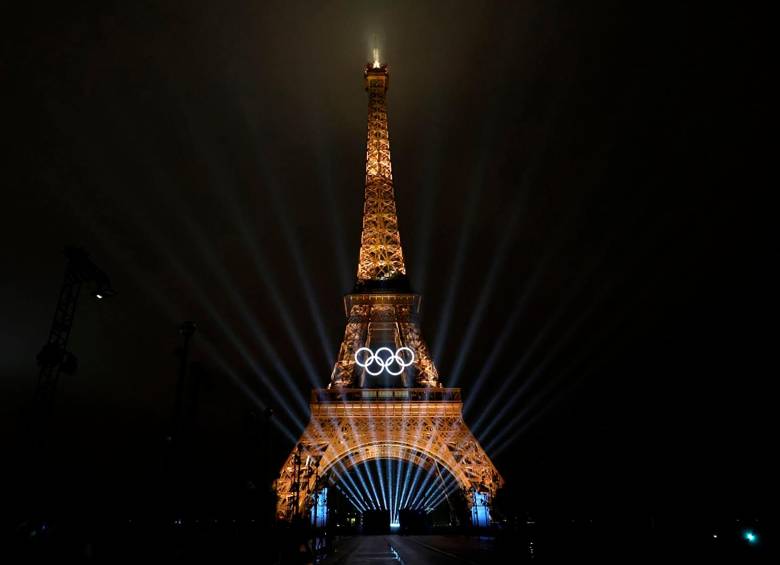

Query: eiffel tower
left=274, top=52, right=502, bottom=525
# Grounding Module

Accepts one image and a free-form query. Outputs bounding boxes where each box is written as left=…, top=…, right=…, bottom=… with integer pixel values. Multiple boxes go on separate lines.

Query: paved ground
left=322, top=535, right=506, bottom=564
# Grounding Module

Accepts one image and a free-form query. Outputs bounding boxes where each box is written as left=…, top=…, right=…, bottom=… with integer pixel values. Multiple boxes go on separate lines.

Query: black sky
left=2, top=1, right=770, bottom=520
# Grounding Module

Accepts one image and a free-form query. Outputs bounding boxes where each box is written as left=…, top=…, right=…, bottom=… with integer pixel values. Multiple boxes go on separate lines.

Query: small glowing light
left=373, top=48, right=381, bottom=69
left=744, top=530, right=757, bottom=544
left=390, top=521, right=400, bottom=529
left=95, top=293, right=103, bottom=299
left=712, top=533, right=718, bottom=539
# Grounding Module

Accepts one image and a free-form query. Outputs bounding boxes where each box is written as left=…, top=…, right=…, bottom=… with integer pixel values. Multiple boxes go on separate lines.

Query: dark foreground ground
left=321, top=535, right=509, bottom=564
left=7, top=519, right=772, bottom=563
left=320, top=530, right=772, bottom=565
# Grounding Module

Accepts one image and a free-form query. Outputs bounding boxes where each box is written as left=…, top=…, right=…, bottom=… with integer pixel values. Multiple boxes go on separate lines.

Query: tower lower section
left=274, top=388, right=503, bottom=524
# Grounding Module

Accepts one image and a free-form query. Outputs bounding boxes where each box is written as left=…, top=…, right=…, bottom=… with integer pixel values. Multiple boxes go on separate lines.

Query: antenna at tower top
left=372, top=47, right=381, bottom=69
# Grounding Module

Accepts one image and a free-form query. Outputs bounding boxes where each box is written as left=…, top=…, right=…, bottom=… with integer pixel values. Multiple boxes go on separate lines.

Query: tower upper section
left=354, top=54, right=409, bottom=292
left=328, top=57, right=440, bottom=389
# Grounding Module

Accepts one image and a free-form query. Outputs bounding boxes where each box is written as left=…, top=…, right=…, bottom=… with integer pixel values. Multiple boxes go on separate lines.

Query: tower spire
left=355, top=56, right=408, bottom=291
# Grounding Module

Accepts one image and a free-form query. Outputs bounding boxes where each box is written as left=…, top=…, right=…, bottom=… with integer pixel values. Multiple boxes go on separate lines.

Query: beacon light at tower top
left=373, top=48, right=381, bottom=69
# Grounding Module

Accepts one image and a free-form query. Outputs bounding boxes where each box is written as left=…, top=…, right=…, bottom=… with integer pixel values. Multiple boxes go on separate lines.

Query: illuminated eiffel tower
left=275, top=52, right=502, bottom=526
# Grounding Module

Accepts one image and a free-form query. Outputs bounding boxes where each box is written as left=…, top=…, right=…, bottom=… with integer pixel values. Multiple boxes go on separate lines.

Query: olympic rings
left=354, top=346, right=415, bottom=376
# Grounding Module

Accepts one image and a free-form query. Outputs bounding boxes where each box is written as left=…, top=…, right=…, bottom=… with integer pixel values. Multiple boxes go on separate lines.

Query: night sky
left=2, top=1, right=769, bottom=522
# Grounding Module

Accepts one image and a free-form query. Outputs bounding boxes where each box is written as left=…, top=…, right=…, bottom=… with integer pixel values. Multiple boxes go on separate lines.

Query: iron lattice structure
left=275, top=390, right=502, bottom=520
left=275, top=58, right=502, bottom=522
left=329, top=293, right=440, bottom=388
left=357, top=62, right=405, bottom=283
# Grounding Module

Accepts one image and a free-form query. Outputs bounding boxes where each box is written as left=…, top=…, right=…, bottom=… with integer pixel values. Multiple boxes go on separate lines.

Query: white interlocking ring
left=354, top=346, right=415, bottom=376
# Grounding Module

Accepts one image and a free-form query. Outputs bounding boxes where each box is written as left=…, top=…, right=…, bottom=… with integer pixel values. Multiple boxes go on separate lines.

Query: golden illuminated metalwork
left=329, top=293, right=440, bottom=388
left=329, top=58, right=439, bottom=388
left=275, top=390, right=503, bottom=520
left=275, top=56, right=502, bottom=523
left=357, top=60, right=406, bottom=283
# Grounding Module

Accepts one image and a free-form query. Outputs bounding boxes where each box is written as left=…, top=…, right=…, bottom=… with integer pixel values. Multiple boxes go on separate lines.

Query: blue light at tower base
left=470, top=491, right=491, bottom=527
left=311, top=488, right=328, bottom=528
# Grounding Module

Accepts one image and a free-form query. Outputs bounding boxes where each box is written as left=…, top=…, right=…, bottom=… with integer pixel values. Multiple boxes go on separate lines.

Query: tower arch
left=322, top=441, right=470, bottom=490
